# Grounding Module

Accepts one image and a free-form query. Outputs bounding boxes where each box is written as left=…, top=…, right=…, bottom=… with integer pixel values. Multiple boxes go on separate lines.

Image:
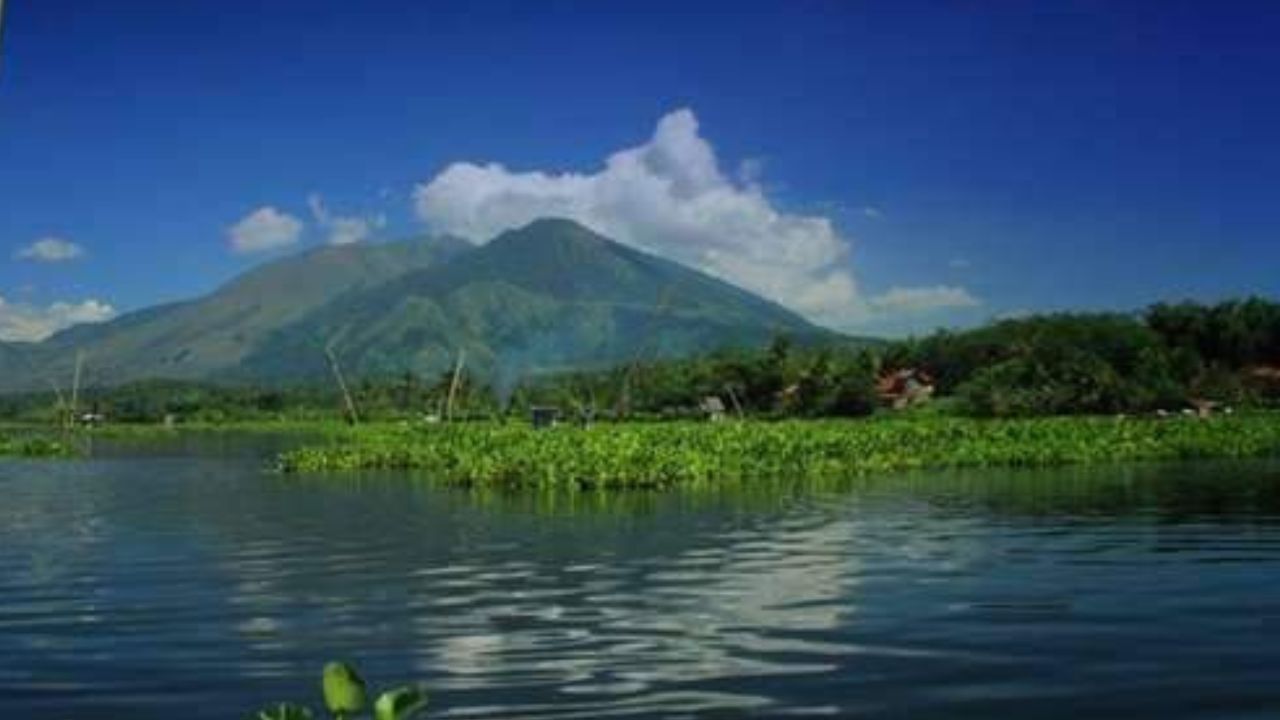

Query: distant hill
left=0, top=236, right=468, bottom=392
left=0, top=219, right=850, bottom=392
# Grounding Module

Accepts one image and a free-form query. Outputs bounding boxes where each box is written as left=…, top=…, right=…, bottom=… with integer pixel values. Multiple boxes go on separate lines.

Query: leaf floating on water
left=322, top=661, right=368, bottom=716
left=374, top=685, right=429, bottom=720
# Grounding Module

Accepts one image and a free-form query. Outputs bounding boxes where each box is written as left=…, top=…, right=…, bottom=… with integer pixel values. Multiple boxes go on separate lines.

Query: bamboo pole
left=445, top=349, right=466, bottom=422
left=724, top=384, right=745, bottom=420
left=614, top=280, right=684, bottom=418
left=68, top=351, right=84, bottom=429
left=324, top=339, right=360, bottom=426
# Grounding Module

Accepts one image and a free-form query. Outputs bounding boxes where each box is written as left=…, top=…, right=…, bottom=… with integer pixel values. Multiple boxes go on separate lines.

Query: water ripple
left=1, top=456, right=1279, bottom=718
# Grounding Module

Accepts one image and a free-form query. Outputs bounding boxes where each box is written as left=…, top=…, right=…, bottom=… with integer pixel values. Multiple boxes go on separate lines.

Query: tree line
left=516, top=296, right=1280, bottom=418
left=0, top=297, right=1276, bottom=424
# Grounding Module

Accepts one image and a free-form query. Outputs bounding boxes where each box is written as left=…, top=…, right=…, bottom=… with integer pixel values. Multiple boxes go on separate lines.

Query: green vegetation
left=254, top=661, right=426, bottom=720
left=528, top=297, right=1280, bottom=419
left=0, top=431, right=74, bottom=458
left=0, top=297, right=1275, bottom=430
left=278, top=414, right=1280, bottom=489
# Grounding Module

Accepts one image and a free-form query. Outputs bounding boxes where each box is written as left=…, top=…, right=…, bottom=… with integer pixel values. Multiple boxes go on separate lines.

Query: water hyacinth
left=253, top=662, right=426, bottom=720
left=374, top=686, right=428, bottom=720
left=0, top=433, right=74, bottom=458
left=322, top=662, right=367, bottom=718
left=277, top=414, right=1280, bottom=489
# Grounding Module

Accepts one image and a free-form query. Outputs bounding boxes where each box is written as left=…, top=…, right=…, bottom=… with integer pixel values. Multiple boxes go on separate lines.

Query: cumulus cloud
left=413, top=108, right=861, bottom=325
left=17, top=237, right=85, bottom=263
left=0, top=296, right=116, bottom=341
left=868, top=285, right=981, bottom=314
left=412, top=108, right=983, bottom=329
left=228, top=206, right=304, bottom=254
left=307, top=194, right=386, bottom=246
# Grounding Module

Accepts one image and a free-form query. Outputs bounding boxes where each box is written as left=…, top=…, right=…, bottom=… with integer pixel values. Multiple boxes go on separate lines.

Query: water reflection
left=1, top=455, right=1279, bottom=719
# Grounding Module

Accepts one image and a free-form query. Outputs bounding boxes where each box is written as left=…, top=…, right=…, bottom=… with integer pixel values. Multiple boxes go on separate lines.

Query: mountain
left=0, top=219, right=839, bottom=392
left=236, top=218, right=829, bottom=385
left=0, top=236, right=468, bottom=392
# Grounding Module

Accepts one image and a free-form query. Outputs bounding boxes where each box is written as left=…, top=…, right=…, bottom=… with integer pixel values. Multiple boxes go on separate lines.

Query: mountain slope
left=237, top=219, right=831, bottom=383
left=0, top=236, right=468, bottom=391
left=1, top=219, right=846, bottom=392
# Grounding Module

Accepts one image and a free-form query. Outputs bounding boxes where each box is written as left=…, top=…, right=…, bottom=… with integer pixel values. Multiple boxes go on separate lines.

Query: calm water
left=2, top=443, right=1279, bottom=719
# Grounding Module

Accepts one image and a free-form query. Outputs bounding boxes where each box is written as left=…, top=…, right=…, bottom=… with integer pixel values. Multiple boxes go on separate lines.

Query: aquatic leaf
left=322, top=661, right=368, bottom=716
left=374, top=685, right=429, bottom=720
left=255, top=702, right=314, bottom=720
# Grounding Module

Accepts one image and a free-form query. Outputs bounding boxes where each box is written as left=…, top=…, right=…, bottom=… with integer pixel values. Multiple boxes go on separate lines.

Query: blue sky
left=1, top=0, right=1277, bottom=339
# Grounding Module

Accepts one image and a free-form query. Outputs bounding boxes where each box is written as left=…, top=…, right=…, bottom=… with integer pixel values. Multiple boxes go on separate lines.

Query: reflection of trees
left=875, top=460, right=1280, bottom=520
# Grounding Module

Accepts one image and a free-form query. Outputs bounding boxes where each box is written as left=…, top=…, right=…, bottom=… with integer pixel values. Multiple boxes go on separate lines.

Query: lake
left=2, top=440, right=1279, bottom=719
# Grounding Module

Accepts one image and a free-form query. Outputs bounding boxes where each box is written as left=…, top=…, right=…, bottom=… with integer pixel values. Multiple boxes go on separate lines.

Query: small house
left=877, top=368, right=935, bottom=410
left=530, top=406, right=561, bottom=429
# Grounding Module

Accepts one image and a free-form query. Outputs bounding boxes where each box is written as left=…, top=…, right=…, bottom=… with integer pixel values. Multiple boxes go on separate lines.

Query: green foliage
left=894, top=299, right=1280, bottom=417
left=322, top=662, right=368, bottom=717
left=374, top=686, right=428, bottom=720
left=957, top=351, right=1131, bottom=417
left=3, top=296, right=1276, bottom=425
left=0, top=432, right=74, bottom=458
left=1147, top=297, right=1280, bottom=369
left=278, top=415, right=1280, bottom=489
left=519, top=298, right=1280, bottom=420
left=253, top=662, right=426, bottom=720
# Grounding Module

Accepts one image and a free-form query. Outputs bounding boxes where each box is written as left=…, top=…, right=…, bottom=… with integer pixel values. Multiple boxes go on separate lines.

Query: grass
left=76, top=418, right=350, bottom=438
left=0, top=431, right=76, bottom=458
left=277, top=413, right=1280, bottom=489
left=0, top=418, right=343, bottom=458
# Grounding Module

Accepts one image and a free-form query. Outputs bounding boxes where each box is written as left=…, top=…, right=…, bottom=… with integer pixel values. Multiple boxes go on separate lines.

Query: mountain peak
left=492, top=217, right=609, bottom=248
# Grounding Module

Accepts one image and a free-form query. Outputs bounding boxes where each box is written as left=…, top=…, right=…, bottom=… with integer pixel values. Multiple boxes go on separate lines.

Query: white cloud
left=868, top=285, right=981, bottom=314
left=307, top=194, right=386, bottom=246
left=860, top=206, right=884, bottom=220
left=412, top=108, right=983, bottom=330
left=0, top=296, right=116, bottom=341
left=17, top=237, right=85, bottom=263
left=948, top=257, right=972, bottom=270
left=228, top=206, right=304, bottom=254
left=413, top=108, right=862, bottom=326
